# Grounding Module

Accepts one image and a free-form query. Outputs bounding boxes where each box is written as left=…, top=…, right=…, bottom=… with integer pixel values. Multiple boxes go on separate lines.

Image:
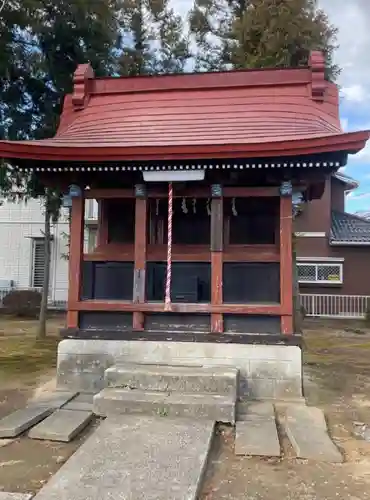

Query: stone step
left=29, top=409, right=93, bottom=442
left=0, top=406, right=52, bottom=438
left=104, top=363, right=238, bottom=397
left=33, top=416, right=215, bottom=500
left=93, top=388, right=236, bottom=423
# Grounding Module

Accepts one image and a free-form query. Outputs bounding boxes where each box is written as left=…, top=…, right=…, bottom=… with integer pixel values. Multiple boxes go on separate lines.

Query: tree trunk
left=37, top=199, right=51, bottom=340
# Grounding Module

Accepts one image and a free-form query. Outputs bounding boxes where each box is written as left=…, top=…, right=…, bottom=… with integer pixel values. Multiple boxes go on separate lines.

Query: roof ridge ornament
left=309, top=51, right=326, bottom=102
left=72, top=63, right=95, bottom=111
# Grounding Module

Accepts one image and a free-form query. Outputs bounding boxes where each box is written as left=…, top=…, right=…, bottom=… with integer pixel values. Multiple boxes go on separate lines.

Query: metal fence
left=300, top=294, right=370, bottom=319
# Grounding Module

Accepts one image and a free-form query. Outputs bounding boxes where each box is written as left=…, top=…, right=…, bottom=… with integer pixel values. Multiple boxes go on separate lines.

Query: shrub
left=300, top=305, right=307, bottom=320
left=2, top=289, right=42, bottom=318
left=365, top=305, right=370, bottom=326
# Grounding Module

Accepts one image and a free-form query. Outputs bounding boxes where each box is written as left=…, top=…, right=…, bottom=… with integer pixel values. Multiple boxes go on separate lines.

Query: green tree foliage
left=189, top=0, right=339, bottom=80
left=117, top=0, right=190, bottom=76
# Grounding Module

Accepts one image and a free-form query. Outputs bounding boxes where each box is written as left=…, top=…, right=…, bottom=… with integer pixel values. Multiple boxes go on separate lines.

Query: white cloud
left=351, top=140, right=370, bottom=162
left=341, top=85, right=368, bottom=103
left=319, top=0, right=370, bottom=104
left=340, top=118, right=349, bottom=131
left=347, top=192, right=370, bottom=201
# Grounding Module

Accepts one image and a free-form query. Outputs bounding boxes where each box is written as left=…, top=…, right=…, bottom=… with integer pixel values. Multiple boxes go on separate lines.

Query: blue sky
left=175, top=0, right=370, bottom=214
left=307, top=0, right=370, bottom=213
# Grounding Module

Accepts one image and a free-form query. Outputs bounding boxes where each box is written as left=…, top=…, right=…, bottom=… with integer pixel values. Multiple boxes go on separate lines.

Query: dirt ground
left=2, top=317, right=370, bottom=498
left=0, top=315, right=95, bottom=495
left=201, top=319, right=370, bottom=500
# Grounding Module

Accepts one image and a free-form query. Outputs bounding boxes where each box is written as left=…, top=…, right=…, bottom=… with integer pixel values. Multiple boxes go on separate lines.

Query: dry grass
left=0, top=315, right=64, bottom=387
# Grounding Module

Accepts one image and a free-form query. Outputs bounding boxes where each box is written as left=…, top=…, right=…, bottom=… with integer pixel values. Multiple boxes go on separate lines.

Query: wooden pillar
left=280, top=194, right=294, bottom=335
left=67, top=194, right=84, bottom=328
left=211, top=189, right=223, bottom=333
left=133, top=185, right=147, bottom=331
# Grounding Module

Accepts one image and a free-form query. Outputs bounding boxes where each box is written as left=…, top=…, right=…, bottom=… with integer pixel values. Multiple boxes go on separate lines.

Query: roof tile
left=331, top=211, right=370, bottom=244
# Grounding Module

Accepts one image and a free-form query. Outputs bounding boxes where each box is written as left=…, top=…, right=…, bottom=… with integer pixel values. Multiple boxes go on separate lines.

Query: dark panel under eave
left=223, top=263, right=280, bottom=303
left=224, top=314, right=281, bottom=334
left=82, top=261, right=134, bottom=300
left=145, top=313, right=211, bottom=333
left=79, top=312, right=133, bottom=331
left=146, top=262, right=211, bottom=302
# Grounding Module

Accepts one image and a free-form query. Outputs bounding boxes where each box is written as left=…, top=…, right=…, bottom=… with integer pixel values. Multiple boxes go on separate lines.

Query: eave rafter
left=0, top=130, right=367, bottom=163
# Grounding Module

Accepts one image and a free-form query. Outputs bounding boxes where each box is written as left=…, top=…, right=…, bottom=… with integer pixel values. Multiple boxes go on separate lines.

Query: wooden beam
left=67, top=195, right=84, bottom=328
left=211, top=197, right=223, bottom=332
left=83, top=244, right=280, bottom=262
left=223, top=186, right=279, bottom=197
left=71, top=301, right=282, bottom=315
left=85, top=188, right=134, bottom=199
left=85, top=186, right=279, bottom=200
left=132, top=196, right=147, bottom=330
left=280, top=195, right=294, bottom=335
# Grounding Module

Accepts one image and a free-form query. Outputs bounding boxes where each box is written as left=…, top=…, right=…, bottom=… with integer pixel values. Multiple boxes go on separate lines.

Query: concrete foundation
left=57, top=339, right=302, bottom=400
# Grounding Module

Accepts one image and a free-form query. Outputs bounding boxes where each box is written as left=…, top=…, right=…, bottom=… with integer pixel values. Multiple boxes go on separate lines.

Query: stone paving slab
left=235, top=403, right=280, bottom=457
left=237, top=401, right=276, bottom=421
left=29, top=409, right=93, bottom=442
left=62, top=393, right=94, bottom=412
left=0, top=494, right=33, bottom=500
left=0, top=407, right=52, bottom=438
left=33, top=416, right=215, bottom=500
left=28, top=391, right=78, bottom=409
left=285, top=405, right=343, bottom=463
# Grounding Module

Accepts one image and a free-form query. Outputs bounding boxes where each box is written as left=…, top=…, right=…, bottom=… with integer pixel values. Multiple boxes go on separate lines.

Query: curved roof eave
left=0, top=130, right=368, bottom=163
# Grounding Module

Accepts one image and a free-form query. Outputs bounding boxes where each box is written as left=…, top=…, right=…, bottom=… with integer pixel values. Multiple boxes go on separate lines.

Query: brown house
left=295, top=172, right=370, bottom=316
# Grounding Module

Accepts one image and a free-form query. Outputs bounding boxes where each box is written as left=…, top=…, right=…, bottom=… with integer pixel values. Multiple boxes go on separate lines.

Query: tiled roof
left=333, top=172, right=359, bottom=190
left=0, top=52, right=368, bottom=162
left=331, top=211, right=370, bottom=245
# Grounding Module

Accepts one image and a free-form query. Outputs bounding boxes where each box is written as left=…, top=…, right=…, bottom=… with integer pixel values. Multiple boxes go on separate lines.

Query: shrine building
left=0, top=52, right=368, bottom=399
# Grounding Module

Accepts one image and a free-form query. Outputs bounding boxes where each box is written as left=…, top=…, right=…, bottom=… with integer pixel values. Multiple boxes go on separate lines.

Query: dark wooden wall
left=82, top=261, right=280, bottom=304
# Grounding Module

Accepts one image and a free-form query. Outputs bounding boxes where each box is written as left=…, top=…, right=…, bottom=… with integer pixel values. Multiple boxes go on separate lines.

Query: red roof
left=0, top=52, right=368, bottom=162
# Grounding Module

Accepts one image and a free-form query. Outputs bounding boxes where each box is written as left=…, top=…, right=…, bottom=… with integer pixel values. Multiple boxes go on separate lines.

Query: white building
left=0, top=198, right=98, bottom=306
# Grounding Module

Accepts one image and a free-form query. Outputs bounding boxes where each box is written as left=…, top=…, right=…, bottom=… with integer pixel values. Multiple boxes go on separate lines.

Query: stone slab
left=105, top=364, right=238, bottom=396
left=0, top=494, right=33, bottom=500
left=93, top=388, right=235, bottom=423
left=285, top=405, right=343, bottom=463
left=235, top=403, right=280, bottom=457
left=62, top=393, right=94, bottom=412
left=237, top=401, right=276, bottom=421
left=0, top=407, right=52, bottom=438
left=28, top=391, right=78, bottom=409
left=29, top=409, right=93, bottom=442
left=33, top=416, right=215, bottom=500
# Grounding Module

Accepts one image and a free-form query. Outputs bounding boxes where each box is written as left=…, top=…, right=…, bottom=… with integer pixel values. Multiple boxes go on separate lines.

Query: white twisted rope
left=164, top=182, right=173, bottom=311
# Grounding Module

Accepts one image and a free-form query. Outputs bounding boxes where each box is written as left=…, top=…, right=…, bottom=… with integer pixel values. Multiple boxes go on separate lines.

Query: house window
left=31, top=238, right=46, bottom=288
left=87, top=227, right=97, bottom=252
left=297, top=263, right=343, bottom=284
